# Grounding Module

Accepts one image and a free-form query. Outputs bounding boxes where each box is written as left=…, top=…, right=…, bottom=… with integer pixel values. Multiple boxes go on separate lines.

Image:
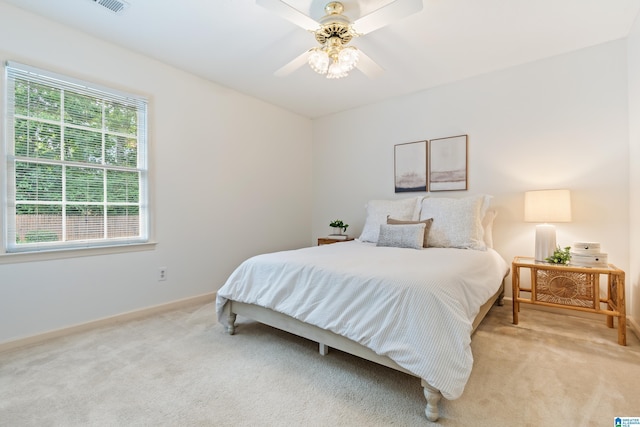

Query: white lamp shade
left=524, top=189, right=572, bottom=223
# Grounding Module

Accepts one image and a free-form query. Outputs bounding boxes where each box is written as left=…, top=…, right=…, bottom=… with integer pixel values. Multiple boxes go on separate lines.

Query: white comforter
left=216, top=241, right=509, bottom=399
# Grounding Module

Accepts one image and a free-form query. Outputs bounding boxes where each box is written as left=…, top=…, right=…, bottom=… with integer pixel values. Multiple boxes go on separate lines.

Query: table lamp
left=524, top=189, right=572, bottom=261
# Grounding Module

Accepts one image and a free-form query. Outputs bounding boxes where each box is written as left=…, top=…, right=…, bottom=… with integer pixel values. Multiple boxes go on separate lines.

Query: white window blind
left=4, top=62, right=149, bottom=252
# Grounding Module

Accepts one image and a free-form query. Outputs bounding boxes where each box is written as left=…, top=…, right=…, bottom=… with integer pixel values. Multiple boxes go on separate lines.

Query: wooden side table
left=317, top=237, right=355, bottom=245
left=512, top=256, right=626, bottom=345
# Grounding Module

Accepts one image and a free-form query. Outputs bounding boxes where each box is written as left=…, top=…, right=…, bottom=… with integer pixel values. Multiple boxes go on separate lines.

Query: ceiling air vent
left=92, top=0, right=129, bottom=14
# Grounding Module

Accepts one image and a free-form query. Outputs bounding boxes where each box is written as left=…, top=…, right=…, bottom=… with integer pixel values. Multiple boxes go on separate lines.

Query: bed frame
left=223, top=280, right=505, bottom=422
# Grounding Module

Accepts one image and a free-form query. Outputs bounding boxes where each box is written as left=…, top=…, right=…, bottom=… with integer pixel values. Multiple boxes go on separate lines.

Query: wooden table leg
left=618, top=314, right=627, bottom=346
left=512, top=264, right=519, bottom=325
left=618, top=272, right=627, bottom=345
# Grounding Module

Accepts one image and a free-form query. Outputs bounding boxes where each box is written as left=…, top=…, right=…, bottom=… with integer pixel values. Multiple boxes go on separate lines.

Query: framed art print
left=429, top=135, right=468, bottom=191
left=394, top=141, right=427, bottom=193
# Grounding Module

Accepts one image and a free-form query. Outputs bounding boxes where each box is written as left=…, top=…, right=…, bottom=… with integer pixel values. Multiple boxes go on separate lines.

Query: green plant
left=329, top=219, right=349, bottom=234
left=545, top=246, right=571, bottom=264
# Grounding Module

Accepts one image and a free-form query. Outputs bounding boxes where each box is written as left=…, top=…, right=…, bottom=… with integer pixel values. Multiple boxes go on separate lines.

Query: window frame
left=3, top=61, right=150, bottom=254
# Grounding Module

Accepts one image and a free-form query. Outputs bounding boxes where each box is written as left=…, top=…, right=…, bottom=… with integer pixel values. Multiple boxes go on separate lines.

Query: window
left=3, top=62, right=148, bottom=253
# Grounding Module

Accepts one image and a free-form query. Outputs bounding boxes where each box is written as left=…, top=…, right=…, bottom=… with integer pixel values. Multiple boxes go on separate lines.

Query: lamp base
left=535, top=224, right=557, bottom=262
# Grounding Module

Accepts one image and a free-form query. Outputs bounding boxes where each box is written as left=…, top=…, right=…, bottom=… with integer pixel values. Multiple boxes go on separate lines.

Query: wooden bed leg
left=421, top=380, right=442, bottom=422
left=497, top=290, right=505, bottom=306
left=496, top=281, right=505, bottom=306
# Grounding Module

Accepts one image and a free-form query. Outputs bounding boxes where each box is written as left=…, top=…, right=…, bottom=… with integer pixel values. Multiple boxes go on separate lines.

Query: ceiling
left=3, top=0, right=640, bottom=118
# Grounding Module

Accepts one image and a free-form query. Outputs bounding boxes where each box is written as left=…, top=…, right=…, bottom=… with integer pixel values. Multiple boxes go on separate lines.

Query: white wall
left=628, top=13, right=640, bottom=330
left=0, top=3, right=313, bottom=344
left=312, top=40, right=633, bottom=322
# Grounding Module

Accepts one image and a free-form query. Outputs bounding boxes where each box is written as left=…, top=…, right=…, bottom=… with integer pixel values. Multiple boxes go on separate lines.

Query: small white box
left=570, top=252, right=608, bottom=268
left=572, top=242, right=601, bottom=254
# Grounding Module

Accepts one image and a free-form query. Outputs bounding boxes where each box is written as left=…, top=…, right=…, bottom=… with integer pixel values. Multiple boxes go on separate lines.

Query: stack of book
left=570, top=242, right=608, bottom=268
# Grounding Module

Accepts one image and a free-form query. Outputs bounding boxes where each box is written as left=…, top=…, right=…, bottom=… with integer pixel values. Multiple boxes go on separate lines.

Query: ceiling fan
left=256, top=0, right=424, bottom=79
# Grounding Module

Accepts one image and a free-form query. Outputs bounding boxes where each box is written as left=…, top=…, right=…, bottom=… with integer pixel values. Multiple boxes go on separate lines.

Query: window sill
left=0, top=241, right=157, bottom=264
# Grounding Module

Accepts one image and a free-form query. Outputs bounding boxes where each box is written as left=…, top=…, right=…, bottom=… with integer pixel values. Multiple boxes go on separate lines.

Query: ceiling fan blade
left=256, top=0, right=319, bottom=31
left=274, top=50, right=311, bottom=77
left=356, top=50, right=384, bottom=79
left=352, top=0, right=423, bottom=35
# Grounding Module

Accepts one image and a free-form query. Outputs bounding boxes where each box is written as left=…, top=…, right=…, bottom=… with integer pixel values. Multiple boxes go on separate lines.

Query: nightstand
left=317, top=237, right=355, bottom=245
left=512, top=256, right=626, bottom=345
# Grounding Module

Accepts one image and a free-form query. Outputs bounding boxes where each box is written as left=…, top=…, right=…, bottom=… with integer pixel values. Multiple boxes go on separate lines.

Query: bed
left=216, top=195, right=509, bottom=421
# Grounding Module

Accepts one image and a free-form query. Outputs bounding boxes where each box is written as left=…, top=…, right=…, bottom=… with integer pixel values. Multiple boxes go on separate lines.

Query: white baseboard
left=3, top=294, right=636, bottom=353
left=0, top=292, right=216, bottom=353
left=502, top=296, right=640, bottom=341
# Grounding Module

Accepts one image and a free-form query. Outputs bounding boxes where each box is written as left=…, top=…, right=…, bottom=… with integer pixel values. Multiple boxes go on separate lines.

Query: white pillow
left=358, top=197, right=423, bottom=243
left=419, top=195, right=492, bottom=250
left=482, top=209, right=497, bottom=249
left=376, top=223, right=426, bottom=250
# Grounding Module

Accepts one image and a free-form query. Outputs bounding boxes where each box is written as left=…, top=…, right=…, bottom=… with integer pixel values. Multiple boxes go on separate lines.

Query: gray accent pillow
left=358, top=197, right=423, bottom=243
left=376, top=223, right=426, bottom=249
left=387, top=216, right=433, bottom=248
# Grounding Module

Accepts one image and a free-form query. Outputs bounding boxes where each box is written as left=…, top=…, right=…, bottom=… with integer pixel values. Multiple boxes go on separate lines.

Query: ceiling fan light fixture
left=261, top=0, right=421, bottom=80
left=338, top=46, right=359, bottom=71
left=308, top=49, right=330, bottom=74
left=308, top=41, right=359, bottom=79
left=323, top=46, right=359, bottom=79
left=326, top=61, right=349, bottom=79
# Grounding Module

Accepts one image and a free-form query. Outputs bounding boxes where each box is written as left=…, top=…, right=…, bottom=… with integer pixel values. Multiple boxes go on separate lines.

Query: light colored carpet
left=1, top=302, right=639, bottom=426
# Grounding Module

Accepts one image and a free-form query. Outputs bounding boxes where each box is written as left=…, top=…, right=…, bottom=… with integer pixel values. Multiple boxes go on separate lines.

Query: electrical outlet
left=158, top=267, right=167, bottom=281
